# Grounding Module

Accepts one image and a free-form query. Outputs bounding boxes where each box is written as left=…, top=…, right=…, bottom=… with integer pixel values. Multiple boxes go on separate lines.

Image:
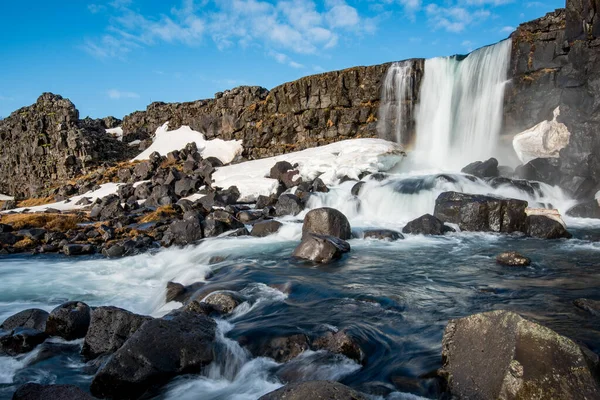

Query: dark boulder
left=434, top=192, right=528, bottom=233
left=279, top=170, right=302, bottom=189
left=12, top=383, right=94, bottom=400
left=203, top=292, right=242, bottom=314
left=515, top=157, right=561, bottom=187
left=255, top=195, right=278, bottom=209
left=166, top=282, right=186, bottom=303
left=251, top=220, right=283, bottom=237
left=259, top=381, right=367, bottom=400
left=90, top=313, right=216, bottom=399
left=1, top=309, right=49, bottom=331
left=351, top=182, right=365, bottom=196
left=363, top=229, right=403, bottom=241
left=302, top=208, right=351, bottom=240
left=312, top=178, right=329, bottom=193
left=566, top=200, right=600, bottom=219
left=0, top=232, right=22, bottom=246
left=440, top=310, right=600, bottom=399
left=461, top=158, right=499, bottom=178
left=246, top=334, right=310, bottom=363
left=62, top=244, right=95, bottom=256
left=90, top=195, right=125, bottom=221
left=496, top=251, right=531, bottom=267
left=292, top=234, right=350, bottom=263
left=574, top=298, right=600, bottom=316
left=216, top=186, right=241, bottom=205
left=275, top=194, right=304, bottom=217
left=525, top=215, right=572, bottom=239
left=1, top=200, right=17, bottom=211
left=161, top=218, right=203, bottom=247
left=0, top=223, right=13, bottom=233
left=269, top=161, right=294, bottom=181
left=402, top=214, right=453, bottom=235
left=45, top=301, right=91, bottom=341
left=237, top=210, right=263, bottom=223
left=82, top=306, right=152, bottom=360
left=0, top=328, right=48, bottom=356
left=313, top=330, right=364, bottom=364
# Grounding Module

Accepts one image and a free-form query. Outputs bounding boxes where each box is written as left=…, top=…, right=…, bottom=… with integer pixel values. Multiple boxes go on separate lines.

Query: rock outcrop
left=0, top=93, right=132, bottom=198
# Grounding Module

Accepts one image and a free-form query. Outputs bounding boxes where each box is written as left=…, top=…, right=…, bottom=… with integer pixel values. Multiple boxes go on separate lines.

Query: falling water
left=413, top=40, right=512, bottom=170
left=377, top=61, right=417, bottom=145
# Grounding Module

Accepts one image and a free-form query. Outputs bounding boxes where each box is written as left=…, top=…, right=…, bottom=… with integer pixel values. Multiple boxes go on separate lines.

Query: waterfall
left=413, top=40, right=512, bottom=170
left=377, top=61, right=417, bottom=146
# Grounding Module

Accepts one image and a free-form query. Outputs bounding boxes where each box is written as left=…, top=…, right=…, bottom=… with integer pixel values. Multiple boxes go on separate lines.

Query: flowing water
left=1, top=172, right=600, bottom=400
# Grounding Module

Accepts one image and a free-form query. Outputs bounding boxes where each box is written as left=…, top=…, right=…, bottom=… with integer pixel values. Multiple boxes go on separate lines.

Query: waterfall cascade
left=379, top=40, right=512, bottom=171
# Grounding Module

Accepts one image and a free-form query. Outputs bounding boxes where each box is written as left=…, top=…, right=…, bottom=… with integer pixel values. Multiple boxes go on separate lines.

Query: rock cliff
left=0, top=93, right=132, bottom=198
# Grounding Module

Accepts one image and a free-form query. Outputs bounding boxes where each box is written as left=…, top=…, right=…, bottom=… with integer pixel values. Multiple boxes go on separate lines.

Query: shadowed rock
left=402, top=214, right=454, bottom=235
left=525, top=215, right=572, bottom=239
left=293, top=234, right=351, bottom=263
left=363, top=229, right=404, bottom=241
left=1, top=309, right=49, bottom=331
left=302, top=208, right=351, bottom=240
left=45, top=301, right=91, bottom=341
left=574, top=298, right=600, bottom=316
left=12, top=383, right=94, bottom=400
left=313, top=330, right=364, bottom=364
left=259, top=381, right=367, bottom=400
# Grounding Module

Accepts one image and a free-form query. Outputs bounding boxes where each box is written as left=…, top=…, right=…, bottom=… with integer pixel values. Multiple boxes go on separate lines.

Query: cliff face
left=0, top=93, right=132, bottom=198
left=505, top=0, right=600, bottom=198
left=122, top=62, right=424, bottom=159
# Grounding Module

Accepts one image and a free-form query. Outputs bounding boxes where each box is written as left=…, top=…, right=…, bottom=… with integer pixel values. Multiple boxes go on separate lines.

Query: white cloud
left=107, top=89, right=140, bottom=99
left=460, top=0, right=513, bottom=5
left=426, top=4, right=490, bottom=33
left=268, top=50, right=305, bottom=69
left=87, top=4, right=106, bottom=14
left=500, top=25, right=515, bottom=33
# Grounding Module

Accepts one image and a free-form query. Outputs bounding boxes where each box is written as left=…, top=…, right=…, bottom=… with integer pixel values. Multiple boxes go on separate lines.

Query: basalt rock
left=259, top=381, right=368, bottom=400
left=251, top=220, right=283, bottom=237
left=45, top=301, right=91, bottom=341
left=161, top=218, right=204, bottom=247
left=363, top=229, right=404, bottom=241
left=302, top=208, right=352, bottom=240
left=12, top=383, right=95, bottom=400
left=402, top=214, right=454, bottom=236
left=313, top=330, right=364, bottom=364
left=461, top=158, right=499, bottom=179
left=440, top=310, right=600, bottom=399
left=293, top=234, right=351, bottom=263
left=574, top=298, right=600, bottom=315
left=496, top=251, right=532, bottom=266
left=202, top=292, right=242, bottom=314
left=275, top=194, right=305, bottom=217
left=1, top=309, right=49, bottom=331
left=245, top=333, right=310, bottom=363
left=0, top=328, right=48, bottom=356
left=566, top=199, right=600, bottom=219
left=525, top=214, right=572, bottom=239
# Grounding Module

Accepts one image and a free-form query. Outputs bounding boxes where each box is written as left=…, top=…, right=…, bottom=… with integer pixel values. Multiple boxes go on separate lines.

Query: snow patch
left=133, top=123, right=243, bottom=165
left=213, top=138, right=404, bottom=202
left=106, top=127, right=124, bottom=141
left=513, top=107, right=570, bottom=164
left=0, top=194, right=13, bottom=201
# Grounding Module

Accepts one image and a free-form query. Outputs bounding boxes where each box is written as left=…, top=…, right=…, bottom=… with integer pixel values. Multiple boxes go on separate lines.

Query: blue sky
left=0, top=0, right=564, bottom=119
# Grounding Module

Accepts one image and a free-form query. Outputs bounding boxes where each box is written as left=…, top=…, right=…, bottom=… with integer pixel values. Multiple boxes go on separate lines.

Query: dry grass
left=366, top=114, right=377, bottom=123
left=16, top=196, right=55, bottom=208
left=0, top=213, right=85, bottom=231
left=14, top=237, right=35, bottom=249
left=139, top=205, right=178, bottom=223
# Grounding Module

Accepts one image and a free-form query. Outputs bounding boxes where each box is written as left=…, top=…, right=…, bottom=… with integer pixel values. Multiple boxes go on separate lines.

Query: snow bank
left=513, top=107, right=570, bottom=164
left=0, top=194, right=13, bottom=201
left=213, top=138, right=404, bottom=202
left=133, top=123, right=243, bottom=165
left=106, top=127, right=124, bottom=141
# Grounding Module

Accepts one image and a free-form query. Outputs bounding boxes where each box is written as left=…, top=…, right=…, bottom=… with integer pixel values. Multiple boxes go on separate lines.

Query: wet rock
left=251, top=220, right=283, bottom=237
left=12, top=383, right=94, bottom=400
left=45, top=301, right=91, bottom=341
left=402, top=214, right=454, bottom=235
left=313, top=330, right=364, bottom=364
left=363, top=229, right=404, bottom=241
left=515, top=157, right=561, bottom=187
left=351, top=182, right=365, bottom=196
left=166, top=282, right=186, bottom=303
left=440, top=310, right=600, bottom=399
left=525, top=215, right=572, bottom=239
left=312, top=178, right=329, bottom=193
left=62, top=244, right=95, bottom=256
left=182, top=300, right=218, bottom=316
left=566, top=199, right=600, bottom=219
left=574, top=298, right=600, bottom=316
left=293, top=234, right=351, bottom=263
left=82, top=306, right=152, bottom=360
left=203, top=292, right=241, bottom=314
left=496, top=251, right=531, bottom=267
left=0, top=328, right=48, bottom=356
left=255, top=195, right=278, bottom=209
left=302, top=208, right=351, bottom=240
left=275, top=194, right=304, bottom=217
left=161, top=218, right=204, bottom=247
left=90, top=313, right=216, bottom=399
left=247, top=334, right=310, bottom=363
left=259, top=381, right=367, bottom=400
left=461, top=157, right=499, bottom=178
left=237, top=210, right=263, bottom=223
left=102, top=244, right=126, bottom=258
left=1, top=309, right=49, bottom=331
left=434, top=192, right=528, bottom=233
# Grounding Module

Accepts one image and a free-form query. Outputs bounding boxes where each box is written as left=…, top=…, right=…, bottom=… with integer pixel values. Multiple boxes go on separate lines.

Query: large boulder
left=275, top=194, right=304, bottom=217
left=161, top=218, right=204, bottom=247
left=461, top=158, right=499, bottom=178
left=434, top=192, right=528, bottom=233
left=302, top=208, right=351, bottom=240
left=440, top=310, right=600, bottom=399
left=402, top=214, right=453, bottom=235
left=0, top=328, right=48, bottom=356
left=269, top=161, right=294, bottom=181
left=45, top=301, right=91, bottom=341
left=259, top=381, right=367, bottom=400
left=292, top=234, right=350, bottom=263
left=1, top=309, right=49, bottom=331
left=525, top=215, right=572, bottom=239
left=566, top=199, right=600, bottom=219
left=91, top=313, right=216, bottom=399
left=81, top=306, right=152, bottom=360
left=251, top=220, right=283, bottom=237
left=12, top=383, right=94, bottom=400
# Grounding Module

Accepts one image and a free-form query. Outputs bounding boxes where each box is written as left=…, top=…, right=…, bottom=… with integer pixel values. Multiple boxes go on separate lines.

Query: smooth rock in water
left=251, top=220, right=283, bottom=237
left=313, top=330, right=364, bottom=364
left=461, top=158, right=499, bottom=178
left=91, top=313, right=216, bottom=399
left=434, top=192, right=528, bottom=233
left=402, top=214, right=453, bottom=235
left=202, top=292, right=241, bottom=314
left=45, top=301, right=91, bottom=341
left=440, top=310, right=600, bottom=399
left=312, top=178, right=329, bottom=193
left=166, top=282, right=186, bottom=303
left=496, top=251, right=531, bottom=267
left=82, top=306, right=152, bottom=360
left=525, top=215, right=572, bottom=239
left=0, top=328, right=48, bottom=356
left=259, top=381, right=367, bottom=400
left=351, top=182, right=365, bottom=196
left=302, top=208, right=351, bottom=240
left=1, top=309, right=49, bottom=331
left=293, top=234, right=350, bottom=263
left=574, top=298, right=600, bottom=316
left=246, top=333, right=310, bottom=363
left=275, top=194, right=304, bottom=217
left=363, top=229, right=404, bottom=241
left=12, top=383, right=94, bottom=400
left=566, top=199, right=600, bottom=219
